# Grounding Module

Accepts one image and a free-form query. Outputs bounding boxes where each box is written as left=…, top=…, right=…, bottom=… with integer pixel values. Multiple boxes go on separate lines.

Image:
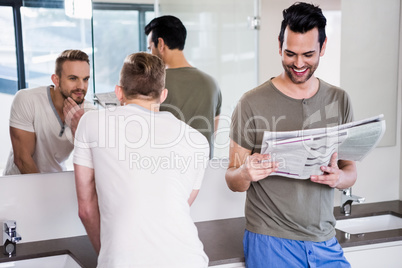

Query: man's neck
left=163, top=50, right=192, bottom=69
left=272, top=74, right=319, bottom=99
left=49, top=85, right=65, bottom=115
left=123, top=99, right=161, bottom=112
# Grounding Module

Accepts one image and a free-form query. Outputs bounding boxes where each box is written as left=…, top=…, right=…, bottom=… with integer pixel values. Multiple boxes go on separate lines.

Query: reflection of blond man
left=4, top=49, right=92, bottom=175
left=74, top=52, right=209, bottom=267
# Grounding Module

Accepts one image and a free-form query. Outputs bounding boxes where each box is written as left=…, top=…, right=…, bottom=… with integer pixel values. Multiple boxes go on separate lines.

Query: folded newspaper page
left=93, top=92, right=121, bottom=108
left=260, top=114, right=386, bottom=179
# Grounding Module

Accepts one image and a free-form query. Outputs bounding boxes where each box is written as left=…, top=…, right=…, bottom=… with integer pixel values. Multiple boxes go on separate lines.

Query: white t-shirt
left=73, top=104, right=210, bottom=268
left=4, top=86, right=93, bottom=175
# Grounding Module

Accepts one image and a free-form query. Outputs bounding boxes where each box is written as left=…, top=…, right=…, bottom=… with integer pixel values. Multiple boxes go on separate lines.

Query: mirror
left=0, top=0, right=93, bottom=175
left=0, top=0, right=399, bottom=176
left=156, top=0, right=259, bottom=158
left=0, top=0, right=154, bottom=175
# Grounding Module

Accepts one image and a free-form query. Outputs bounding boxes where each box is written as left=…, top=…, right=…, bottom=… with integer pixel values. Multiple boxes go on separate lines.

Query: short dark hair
left=55, top=49, right=90, bottom=77
left=119, top=52, right=166, bottom=100
left=279, top=2, right=327, bottom=50
left=144, top=15, right=186, bottom=50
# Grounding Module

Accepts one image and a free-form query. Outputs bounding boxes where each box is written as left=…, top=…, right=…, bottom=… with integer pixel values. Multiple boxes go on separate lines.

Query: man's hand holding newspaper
left=260, top=115, right=386, bottom=179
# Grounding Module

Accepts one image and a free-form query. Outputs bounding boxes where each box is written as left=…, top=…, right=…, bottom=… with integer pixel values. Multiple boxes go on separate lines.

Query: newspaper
left=260, top=114, right=386, bottom=179
left=93, top=92, right=120, bottom=108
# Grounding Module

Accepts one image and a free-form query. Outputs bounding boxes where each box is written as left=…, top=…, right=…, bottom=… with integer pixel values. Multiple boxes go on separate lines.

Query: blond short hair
left=119, top=52, right=166, bottom=100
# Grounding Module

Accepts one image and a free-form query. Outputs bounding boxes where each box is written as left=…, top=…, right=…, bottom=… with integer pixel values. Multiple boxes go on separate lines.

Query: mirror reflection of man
left=3, top=49, right=93, bottom=175
left=145, top=15, right=222, bottom=158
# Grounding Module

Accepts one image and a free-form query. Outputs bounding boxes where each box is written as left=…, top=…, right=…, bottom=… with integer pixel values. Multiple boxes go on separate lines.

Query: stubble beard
left=59, top=85, right=86, bottom=105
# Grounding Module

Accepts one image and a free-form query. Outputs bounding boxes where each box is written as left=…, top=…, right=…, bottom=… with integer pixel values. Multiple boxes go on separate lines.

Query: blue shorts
left=243, top=230, right=351, bottom=268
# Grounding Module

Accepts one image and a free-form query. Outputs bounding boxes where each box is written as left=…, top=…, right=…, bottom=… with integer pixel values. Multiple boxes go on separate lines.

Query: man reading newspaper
left=225, top=2, right=360, bottom=267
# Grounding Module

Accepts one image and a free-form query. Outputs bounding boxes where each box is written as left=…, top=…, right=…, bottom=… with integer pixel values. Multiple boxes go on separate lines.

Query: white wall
left=0, top=162, right=245, bottom=243
left=398, top=0, right=402, bottom=206
left=190, top=159, right=246, bottom=222
left=0, top=172, right=86, bottom=243
left=337, top=0, right=401, bottom=203
left=341, top=0, right=399, bottom=147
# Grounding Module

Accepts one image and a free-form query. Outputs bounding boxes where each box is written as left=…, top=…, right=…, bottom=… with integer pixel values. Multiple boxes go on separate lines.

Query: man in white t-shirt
left=74, top=52, right=210, bottom=268
left=4, top=49, right=93, bottom=175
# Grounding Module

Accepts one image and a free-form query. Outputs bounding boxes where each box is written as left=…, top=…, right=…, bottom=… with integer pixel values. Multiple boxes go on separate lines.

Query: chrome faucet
left=3, top=220, right=22, bottom=256
left=340, top=188, right=365, bottom=216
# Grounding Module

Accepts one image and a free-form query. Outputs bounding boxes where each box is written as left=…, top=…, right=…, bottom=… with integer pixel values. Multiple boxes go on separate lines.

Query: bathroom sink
left=336, top=214, right=402, bottom=234
left=0, top=254, right=81, bottom=268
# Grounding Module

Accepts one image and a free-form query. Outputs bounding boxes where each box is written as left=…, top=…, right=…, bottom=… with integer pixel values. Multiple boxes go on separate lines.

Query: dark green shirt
left=161, top=67, right=222, bottom=158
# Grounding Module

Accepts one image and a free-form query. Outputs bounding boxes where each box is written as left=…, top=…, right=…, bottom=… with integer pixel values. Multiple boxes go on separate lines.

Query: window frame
left=1, top=0, right=25, bottom=90
left=92, top=3, right=153, bottom=52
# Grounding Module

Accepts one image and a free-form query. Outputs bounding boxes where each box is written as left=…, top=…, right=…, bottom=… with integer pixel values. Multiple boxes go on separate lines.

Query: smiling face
left=55, top=60, right=90, bottom=104
left=280, top=26, right=326, bottom=85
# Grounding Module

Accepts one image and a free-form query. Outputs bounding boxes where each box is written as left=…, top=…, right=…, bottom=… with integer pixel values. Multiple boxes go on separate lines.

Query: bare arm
left=225, top=139, right=278, bottom=192
left=74, top=164, right=101, bottom=254
left=10, top=127, right=39, bottom=174
left=310, top=152, right=357, bottom=189
left=188, top=189, right=199, bottom=206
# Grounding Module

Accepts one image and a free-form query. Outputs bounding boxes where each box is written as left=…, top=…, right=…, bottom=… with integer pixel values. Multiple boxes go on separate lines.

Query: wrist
left=239, top=164, right=252, bottom=183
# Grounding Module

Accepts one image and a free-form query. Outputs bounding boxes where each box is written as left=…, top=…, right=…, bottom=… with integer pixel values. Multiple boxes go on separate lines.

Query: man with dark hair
left=145, top=15, right=222, bottom=158
left=74, top=52, right=209, bottom=267
left=226, top=2, right=355, bottom=267
left=4, top=49, right=92, bottom=175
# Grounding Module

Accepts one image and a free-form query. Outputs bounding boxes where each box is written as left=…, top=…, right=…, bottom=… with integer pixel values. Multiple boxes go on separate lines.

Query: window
left=0, top=6, right=18, bottom=94
left=0, top=2, right=22, bottom=172
left=92, top=3, right=154, bottom=93
left=21, top=6, right=93, bottom=89
left=0, top=0, right=154, bottom=94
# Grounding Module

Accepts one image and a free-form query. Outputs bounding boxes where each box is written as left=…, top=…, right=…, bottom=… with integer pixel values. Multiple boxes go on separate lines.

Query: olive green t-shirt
left=230, top=78, right=353, bottom=242
left=161, top=67, right=222, bottom=158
